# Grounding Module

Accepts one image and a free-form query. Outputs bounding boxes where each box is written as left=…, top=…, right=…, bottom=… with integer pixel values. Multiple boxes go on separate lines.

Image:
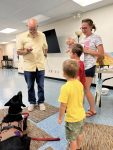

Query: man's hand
left=17, top=47, right=33, bottom=55
left=44, top=53, right=47, bottom=57
left=27, top=48, right=33, bottom=53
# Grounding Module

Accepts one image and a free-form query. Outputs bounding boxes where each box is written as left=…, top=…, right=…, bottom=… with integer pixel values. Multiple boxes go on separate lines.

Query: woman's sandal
left=86, top=110, right=96, bottom=117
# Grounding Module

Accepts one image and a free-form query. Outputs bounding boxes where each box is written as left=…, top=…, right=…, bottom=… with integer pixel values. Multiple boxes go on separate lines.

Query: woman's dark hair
left=72, top=44, right=83, bottom=57
left=82, top=18, right=96, bottom=31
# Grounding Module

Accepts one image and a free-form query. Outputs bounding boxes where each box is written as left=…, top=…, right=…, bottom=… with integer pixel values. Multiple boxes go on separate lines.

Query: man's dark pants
left=24, top=69, right=45, bottom=105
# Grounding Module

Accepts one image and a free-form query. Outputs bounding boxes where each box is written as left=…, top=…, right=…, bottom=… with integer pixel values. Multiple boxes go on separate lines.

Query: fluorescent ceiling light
left=72, top=0, right=102, bottom=6
left=0, top=42, right=8, bottom=44
left=11, top=39, right=16, bottom=42
left=0, top=28, right=17, bottom=34
left=23, top=14, right=50, bottom=24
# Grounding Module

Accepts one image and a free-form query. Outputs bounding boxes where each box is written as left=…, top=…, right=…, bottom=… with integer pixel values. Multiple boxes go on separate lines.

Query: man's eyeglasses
left=26, top=25, right=38, bottom=30
left=29, top=27, right=37, bottom=31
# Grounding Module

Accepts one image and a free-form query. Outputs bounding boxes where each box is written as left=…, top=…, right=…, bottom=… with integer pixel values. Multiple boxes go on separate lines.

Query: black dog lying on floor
left=0, top=91, right=31, bottom=150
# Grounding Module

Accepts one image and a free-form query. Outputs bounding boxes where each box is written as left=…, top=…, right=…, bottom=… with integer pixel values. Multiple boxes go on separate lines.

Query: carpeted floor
left=81, top=123, right=113, bottom=150
left=0, top=108, right=8, bottom=120
left=41, top=123, right=113, bottom=150
left=30, top=122, right=113, bottom=150
left=1, top=107, right=113, bottom=150
left=0, top=103, right=58, bottom=150
left=44, top=147, right=54, bottom=150
left=27, top=121, right=52, bottom=150
left=0, top=103, right=58, bottom=123
left=23, top=103, right=59, bottom=123
left=0, top=120, right=53, bottom=150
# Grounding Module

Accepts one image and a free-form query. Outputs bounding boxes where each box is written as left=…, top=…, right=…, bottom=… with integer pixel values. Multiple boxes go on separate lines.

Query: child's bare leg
left=76, top=134, right=83, bottom=149
left=66, top=143, right=70, bottom=150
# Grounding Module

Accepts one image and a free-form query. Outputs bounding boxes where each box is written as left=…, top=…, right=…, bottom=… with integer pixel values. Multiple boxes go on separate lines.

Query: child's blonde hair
left=63, top=59, right=78, bottom=78
left=66, top=37, right=76, bottom=46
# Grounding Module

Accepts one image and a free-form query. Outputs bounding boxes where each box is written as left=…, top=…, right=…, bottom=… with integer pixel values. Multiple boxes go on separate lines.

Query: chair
left=3, top=55, right=8, bottom=61
left=1, top=55, right=13, bottom=69
left=95, top=76, right=113, bottom=107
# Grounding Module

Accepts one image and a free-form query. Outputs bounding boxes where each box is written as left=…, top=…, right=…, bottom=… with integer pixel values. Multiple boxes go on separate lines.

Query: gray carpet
left=44, top=147, right=54, bottom=150
left=0, top=103, right=58, bottom=123
left=23, top=103, right=58, bottom=123
left=81, top=123, right=113, bottom=150
left=27, top=121, right=52, bottom=150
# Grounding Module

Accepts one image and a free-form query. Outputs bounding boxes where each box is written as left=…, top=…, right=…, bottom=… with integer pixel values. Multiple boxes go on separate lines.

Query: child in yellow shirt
left=58, top=59, right=85, bottom=150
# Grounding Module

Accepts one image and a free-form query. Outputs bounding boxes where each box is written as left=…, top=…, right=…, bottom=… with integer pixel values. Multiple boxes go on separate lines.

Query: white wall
left=4, top=4, right=113, bottom=86
left=82, top=5, right=113, bottom=52
left=0, top=45, right=5, bottom=67
left=39, top=17, right=82, bottom=78
left=4, top=42, right=18, bottom=68
left=40, top=4, right=113, bottom=86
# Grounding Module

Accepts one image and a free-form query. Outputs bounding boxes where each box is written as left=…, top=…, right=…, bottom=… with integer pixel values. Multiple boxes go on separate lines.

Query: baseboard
left=0, top=67, right=17, bottom=69
left=45, top=76, right=113, bottom=89
left=45, top=76, right=66, bottom=82
left=91, top=83, right=113, bottom=90
left=15, top=74, right=113, bottom=90
left=18, top=72, right=24, bottom=74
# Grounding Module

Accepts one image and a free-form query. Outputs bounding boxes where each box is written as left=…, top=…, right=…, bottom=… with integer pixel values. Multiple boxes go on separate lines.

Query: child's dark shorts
left=85, top=65, right=96, bottom=77
left=65, top=119, right=85, bottom=142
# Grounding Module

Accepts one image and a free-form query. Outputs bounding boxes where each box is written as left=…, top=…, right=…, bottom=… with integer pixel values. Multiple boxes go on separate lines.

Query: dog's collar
left=8, top=112, right=22, bottom=116
left=1, top=125, right=22, bottom=132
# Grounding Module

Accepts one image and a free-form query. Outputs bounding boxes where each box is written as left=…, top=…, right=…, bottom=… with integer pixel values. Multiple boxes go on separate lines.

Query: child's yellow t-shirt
left=58, top=79, right=85, bottom=122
